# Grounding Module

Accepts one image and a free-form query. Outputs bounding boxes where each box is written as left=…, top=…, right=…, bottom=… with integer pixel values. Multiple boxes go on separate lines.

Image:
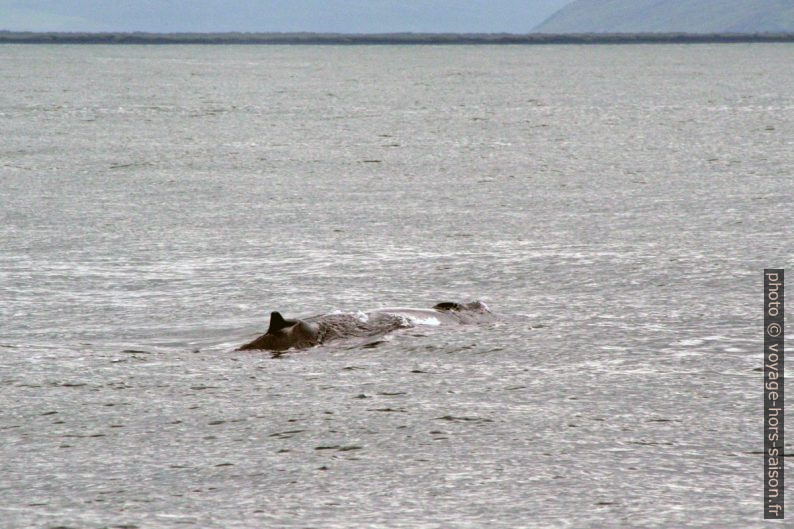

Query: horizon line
left=2, top=30, right=794, bottom=45
left=3, top=29, right=794, bottom=36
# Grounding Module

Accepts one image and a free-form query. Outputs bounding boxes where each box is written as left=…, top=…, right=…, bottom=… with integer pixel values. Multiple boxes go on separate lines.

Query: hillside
left=536, top=0, right=794, bottom=33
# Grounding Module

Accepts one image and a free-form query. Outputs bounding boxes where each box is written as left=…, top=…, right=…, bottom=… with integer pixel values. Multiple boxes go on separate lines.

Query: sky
left=0, top=0, right=573, bottom=33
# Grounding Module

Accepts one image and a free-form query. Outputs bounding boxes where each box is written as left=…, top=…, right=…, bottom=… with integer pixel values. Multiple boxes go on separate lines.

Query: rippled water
left=1, top=43, right=792, bottom=528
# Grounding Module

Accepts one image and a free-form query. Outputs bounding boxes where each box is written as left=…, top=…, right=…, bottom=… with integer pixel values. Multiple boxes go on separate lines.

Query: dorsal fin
left=267, top=311, right=294, bottom=334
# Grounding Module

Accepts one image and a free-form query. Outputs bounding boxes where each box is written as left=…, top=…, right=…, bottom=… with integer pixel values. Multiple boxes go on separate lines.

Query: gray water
left=1, top=43, right=792, bottom=528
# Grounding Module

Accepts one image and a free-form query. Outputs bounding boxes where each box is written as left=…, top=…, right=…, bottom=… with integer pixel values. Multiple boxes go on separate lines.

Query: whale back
left=240, top=301, right=490, bottom=351
left=434, top=301, right=490, bottom=315
left=434, top=302, right=464, bottom=311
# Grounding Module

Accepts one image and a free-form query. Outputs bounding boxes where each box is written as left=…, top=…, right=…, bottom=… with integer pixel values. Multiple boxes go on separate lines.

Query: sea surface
left=1, top=43, right=792, bottom=528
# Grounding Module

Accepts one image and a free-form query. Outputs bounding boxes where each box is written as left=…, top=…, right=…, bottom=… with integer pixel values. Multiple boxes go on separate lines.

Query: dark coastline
left=2, top=31, right=794, bottom=45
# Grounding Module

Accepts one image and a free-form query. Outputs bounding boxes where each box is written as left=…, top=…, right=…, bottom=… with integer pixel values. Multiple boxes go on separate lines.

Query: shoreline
left=2, top=31, right=794, bottom=45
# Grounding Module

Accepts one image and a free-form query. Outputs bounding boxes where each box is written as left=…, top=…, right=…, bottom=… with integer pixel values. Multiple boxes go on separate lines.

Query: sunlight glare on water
left=1, top=43, right=793, bottom=528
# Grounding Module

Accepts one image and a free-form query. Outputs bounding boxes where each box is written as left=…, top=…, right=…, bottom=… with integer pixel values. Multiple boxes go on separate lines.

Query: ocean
left=1, top=43, right=792, bottom=528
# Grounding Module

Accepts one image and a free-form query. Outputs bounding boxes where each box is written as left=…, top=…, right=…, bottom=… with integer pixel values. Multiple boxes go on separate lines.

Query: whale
left=238, top=301, right=491, bottom=352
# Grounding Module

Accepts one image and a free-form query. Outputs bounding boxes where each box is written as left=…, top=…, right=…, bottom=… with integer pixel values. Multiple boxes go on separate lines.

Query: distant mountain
left=0, top=0, right=571, bottom=33
left=535, top=0, right=794, bottom=33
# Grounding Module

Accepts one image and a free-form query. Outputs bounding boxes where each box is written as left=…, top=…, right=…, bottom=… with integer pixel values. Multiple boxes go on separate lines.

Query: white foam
left=403, top=315, right=441, bottom=327
left=674, top=338, right=704, bottom=346
left=325, top=309, right=371, bottom=323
